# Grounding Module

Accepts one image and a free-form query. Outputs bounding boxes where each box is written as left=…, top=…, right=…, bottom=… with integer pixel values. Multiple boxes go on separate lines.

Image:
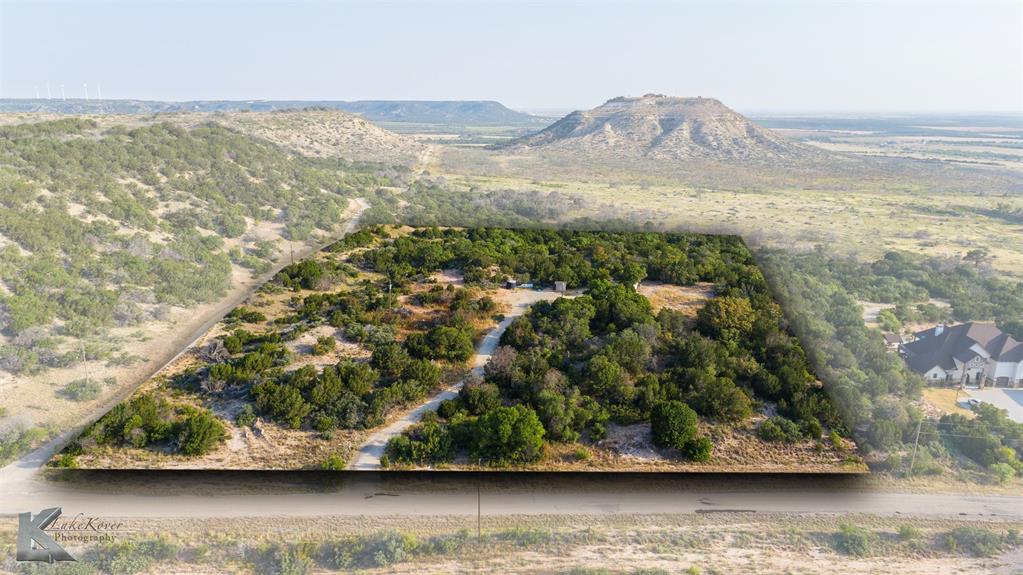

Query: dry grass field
left=0, top=513, right=1018, bottom=574
left=434, top=172, right=1023, bottom=281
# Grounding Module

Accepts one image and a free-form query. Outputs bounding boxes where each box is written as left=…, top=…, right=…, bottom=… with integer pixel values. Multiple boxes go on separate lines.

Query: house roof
left=884, top=333, right=903, bottom=344
left=901, top=322, right=1023, bottom=374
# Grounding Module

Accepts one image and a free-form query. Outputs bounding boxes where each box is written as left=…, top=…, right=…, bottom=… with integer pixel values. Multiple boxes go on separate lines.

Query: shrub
left=406, top=325, right=474, bottom=363
left=311, top=336, right=336, bottom=355
left=227, top=307, right=267, bottom=323
left=371, top=342, right=409, bottom=378
left=53, top=453, right=78, bottom=468
left=473, top=405, right=545, bottom=464
left=385, top=420, right=453, bottom=464
left=680, top=436, right=713, bottom=462
left=459, top=381, right=501, bottom=416
left=62, top=378, right=102, bottom=402
left=261, top=544, right=313, bottom=575
left=945, top=526, right=1004, bottom=557
left=897, top=524, right=919, bottom=541
left=834, top=523, right=872, bottom=556
left=401, top=358, right=441, bottom=389
left=989, top=462, right=1016, bottom=484
left=236, top=405, right=256, bottom=428
left=322, top=453, right=346, bottom=471
left=176, top=409, right=226, bottom=456
left=757, top=416, right=802, bottom=443
left=650, top=401, right=698, bottom=450
left=437, top=398, right=463, bottom=419
left=252, top=381, right=312, bottom=429
left=95, top=538, right=176, bottom=575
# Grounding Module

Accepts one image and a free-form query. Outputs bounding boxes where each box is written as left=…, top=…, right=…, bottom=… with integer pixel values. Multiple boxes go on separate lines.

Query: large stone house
left=900, top=322, right=1023, bottom=388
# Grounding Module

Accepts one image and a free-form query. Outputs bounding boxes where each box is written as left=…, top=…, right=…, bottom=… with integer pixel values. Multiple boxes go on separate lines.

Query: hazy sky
left=1, top=1, right=1020, bottom=112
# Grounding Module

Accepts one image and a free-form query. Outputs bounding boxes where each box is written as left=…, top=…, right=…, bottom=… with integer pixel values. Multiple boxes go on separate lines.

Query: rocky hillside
left=499, top=95, right=817, bottom=162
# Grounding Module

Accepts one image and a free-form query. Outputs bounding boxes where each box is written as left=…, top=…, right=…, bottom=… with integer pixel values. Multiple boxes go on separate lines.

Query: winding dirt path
left=348, top=289, right=567, bottom=469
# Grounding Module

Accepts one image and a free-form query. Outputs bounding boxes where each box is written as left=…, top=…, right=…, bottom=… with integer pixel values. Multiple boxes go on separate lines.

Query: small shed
left=504, top=279, right=518, bottom=289
left=883, top=332, right=903, bottom=350
left=554, top=281, right=567, bottom=293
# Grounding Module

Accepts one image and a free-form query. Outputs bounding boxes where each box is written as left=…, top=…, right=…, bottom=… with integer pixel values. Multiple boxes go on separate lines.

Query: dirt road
left=348, top=289, right=567, bottom=469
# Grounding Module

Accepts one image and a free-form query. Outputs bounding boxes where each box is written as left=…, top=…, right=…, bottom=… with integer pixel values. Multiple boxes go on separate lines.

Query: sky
left=0, top=1, right=1020, bottom=113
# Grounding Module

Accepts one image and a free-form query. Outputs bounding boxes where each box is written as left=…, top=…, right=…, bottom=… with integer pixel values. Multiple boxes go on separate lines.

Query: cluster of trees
left=939, top=403, right=1022, bottom=480
left=381, top=229, right=836, bottom=467
left=78, top=393, right=225, bottom=457
left=351, top=226, right=763, bottom=292
left=386, top=402, right=547, bottom=466
left=174, top=234, right=503, bottom=439
left=758, top=248, right=925, bottom=450
left=803, top=249, right=1023, bottom=339
left=274, top=259, right=357, bottom=291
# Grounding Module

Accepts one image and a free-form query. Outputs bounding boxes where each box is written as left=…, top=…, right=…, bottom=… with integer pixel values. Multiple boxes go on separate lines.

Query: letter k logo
left=17, top=508, right=75, bottom=562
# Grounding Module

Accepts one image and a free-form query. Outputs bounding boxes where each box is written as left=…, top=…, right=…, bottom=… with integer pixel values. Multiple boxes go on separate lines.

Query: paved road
left=2, top=472, right=1020, bottom=520
left=965, top=388, right=1023, bottom=423
left=348, top=289, right=567, bottom=469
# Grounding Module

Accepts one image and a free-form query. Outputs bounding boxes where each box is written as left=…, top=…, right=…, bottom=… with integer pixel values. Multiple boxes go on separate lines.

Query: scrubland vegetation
left=0, top=118, right=390, bottom=375
left=61, top=226, right=505, bottom=465
left=60, top=227, right=855, bottom=470
left=357, top=228, right=841, bottom=468
left=0, top=116, right=392, bottom=465
left=1, top=514, right=1018, bottom=574
left=761, top=249, right=1023, bottom=482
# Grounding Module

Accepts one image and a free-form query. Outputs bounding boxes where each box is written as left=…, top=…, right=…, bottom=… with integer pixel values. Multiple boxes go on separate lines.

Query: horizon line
left=0, top=97, right=1019, bottom=117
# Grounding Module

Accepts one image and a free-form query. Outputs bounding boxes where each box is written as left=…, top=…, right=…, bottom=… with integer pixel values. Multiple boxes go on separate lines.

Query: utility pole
left=80, top=339, right=91, bottom=385
left=477, top=457, right=482, bottom=543
left=908, top=417, right=923, bottom=475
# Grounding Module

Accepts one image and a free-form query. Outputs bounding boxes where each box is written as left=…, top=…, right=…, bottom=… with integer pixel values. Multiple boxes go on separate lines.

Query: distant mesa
left=329, top=100, right=549, bottom=126
left=0, top=98, right=549, bottom=127
left=496, top=94, right=819, bottom=162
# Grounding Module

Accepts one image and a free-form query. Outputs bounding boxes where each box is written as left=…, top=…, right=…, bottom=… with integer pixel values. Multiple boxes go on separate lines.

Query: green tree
left=473, top=405, right=545, bottom=464
left=651, top=400, right=698, bottom=450
left=585, top=355, right=633, bottom=406
left=877, top=309, right=901, bottom=333
left=460, top=380, right=501, bottom=416
left=696, top=296, right=756, bottom=343
left=600, top=329, right=652, bottom=375
left=176, top=409, right=226, bottom=456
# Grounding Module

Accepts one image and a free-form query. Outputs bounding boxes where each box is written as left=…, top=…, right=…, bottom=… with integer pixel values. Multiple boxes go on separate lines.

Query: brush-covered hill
left=0, top=116, right=394, bottom=461
left=206, top=109, right=426, bottom=165
left=0, top=108, right=425, bottom=166
left=498, top=94, right=819, bottom=162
